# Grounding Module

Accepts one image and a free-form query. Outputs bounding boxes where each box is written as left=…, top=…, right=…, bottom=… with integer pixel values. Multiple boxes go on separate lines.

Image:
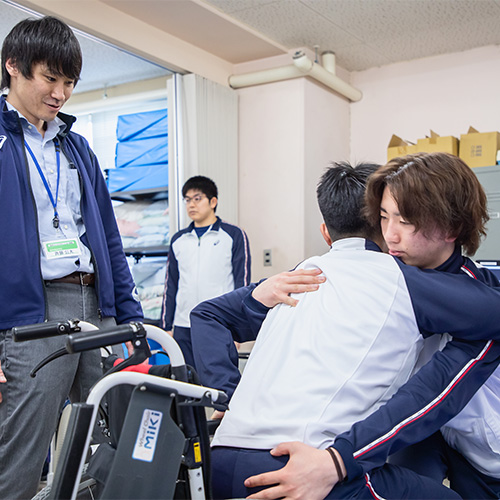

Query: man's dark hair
left=317, top=161, right=380, bottom=242
left=182, top=175, right=218, bottom=211
left=1, top=16, right=82, bottom=90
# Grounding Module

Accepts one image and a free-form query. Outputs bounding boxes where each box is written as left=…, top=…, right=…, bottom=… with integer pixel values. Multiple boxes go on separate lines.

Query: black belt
left=47, top=272, right=95, bottom=286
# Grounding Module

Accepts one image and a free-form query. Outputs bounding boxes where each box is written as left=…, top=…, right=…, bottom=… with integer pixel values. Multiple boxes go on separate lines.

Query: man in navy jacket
left=0, top=17, right=142, bottom=499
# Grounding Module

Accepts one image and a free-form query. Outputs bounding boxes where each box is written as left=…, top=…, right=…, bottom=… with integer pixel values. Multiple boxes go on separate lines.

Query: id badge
left=43, top=238, right=82, bottom=260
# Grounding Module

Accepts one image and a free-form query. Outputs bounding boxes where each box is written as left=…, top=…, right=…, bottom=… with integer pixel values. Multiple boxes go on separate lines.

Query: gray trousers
left=0, top=282, right=116, bottom=500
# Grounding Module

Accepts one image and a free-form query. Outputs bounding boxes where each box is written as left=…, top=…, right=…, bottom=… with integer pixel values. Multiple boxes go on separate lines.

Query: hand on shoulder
left=252, top=268, right=325, bottom=308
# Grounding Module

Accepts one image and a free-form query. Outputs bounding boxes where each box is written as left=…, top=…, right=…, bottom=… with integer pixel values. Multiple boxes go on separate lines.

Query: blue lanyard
left=25, top=138, right=61, bottom=229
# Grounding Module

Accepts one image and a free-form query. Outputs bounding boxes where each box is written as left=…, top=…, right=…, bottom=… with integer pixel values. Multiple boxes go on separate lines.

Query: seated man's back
left=213, top=237, right=422, bottom=450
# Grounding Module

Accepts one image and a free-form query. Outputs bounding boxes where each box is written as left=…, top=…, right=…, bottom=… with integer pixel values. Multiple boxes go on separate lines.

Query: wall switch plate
left=263, top=249, right=272, bottom=267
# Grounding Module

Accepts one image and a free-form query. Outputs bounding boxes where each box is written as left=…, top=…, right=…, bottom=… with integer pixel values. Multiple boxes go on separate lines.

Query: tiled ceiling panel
left=209, top=0, right=364, bottom=49
left=205, top=0, right=500, bottom=70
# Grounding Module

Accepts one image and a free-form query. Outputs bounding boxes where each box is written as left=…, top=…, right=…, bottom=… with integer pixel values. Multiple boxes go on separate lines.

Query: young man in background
left=161, top=175, right=251, bottom=367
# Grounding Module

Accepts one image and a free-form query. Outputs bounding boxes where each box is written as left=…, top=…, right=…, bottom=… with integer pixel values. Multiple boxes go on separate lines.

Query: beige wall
left=238, top=78, right=350, bottom=281
left=303, top=79, right=350, bottom=259
left=350, top=45, right=500, bottom=165
left=349, top=45, right=500, bottom=261
left=238, top=79, right=305, bottom=280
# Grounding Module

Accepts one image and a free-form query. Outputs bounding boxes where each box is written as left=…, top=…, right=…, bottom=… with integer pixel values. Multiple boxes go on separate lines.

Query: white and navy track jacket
left=190, top=241, right=500, bottom=462
left=161, top=216, right=251, bottom=330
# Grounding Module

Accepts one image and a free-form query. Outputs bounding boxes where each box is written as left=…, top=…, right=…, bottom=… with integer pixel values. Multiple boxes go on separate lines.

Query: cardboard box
left=416, top=130, right=458, bottom=156
left=459, top=126, right=500, bottom=168
left=387, top=135, right=417, bottom=161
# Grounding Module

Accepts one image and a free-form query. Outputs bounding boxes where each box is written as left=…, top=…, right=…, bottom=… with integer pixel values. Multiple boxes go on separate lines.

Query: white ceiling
left=3, top=0, right=500, bottom=94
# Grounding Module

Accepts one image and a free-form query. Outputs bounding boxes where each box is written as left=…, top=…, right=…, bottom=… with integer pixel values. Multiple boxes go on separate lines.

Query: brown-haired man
left=192, top=154, right=500, bottom=499
left=353, top=152, right=500, bottom=499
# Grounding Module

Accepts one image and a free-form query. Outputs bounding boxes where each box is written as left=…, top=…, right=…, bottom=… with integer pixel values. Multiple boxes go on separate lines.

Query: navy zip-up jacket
left=0, top=95, right=143, bottom=329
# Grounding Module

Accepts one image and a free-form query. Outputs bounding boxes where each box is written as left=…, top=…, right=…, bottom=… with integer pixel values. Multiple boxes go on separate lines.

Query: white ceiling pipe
left=321, top=50, right=336, bottom=75
left=228, top=51, right=362, bottom=102
left=229, top=64, right=305, bottom=88
left=293, top=51, right=362, bottom=102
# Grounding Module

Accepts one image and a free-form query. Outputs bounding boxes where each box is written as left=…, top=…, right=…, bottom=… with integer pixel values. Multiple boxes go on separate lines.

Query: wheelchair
left=12, top=320, right=227, bottom=500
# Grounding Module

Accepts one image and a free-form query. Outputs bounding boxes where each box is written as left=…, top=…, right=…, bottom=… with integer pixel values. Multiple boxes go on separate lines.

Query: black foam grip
left=12, top=321, right=72, bottom=342
left=66, top=324, right=138, bottom=353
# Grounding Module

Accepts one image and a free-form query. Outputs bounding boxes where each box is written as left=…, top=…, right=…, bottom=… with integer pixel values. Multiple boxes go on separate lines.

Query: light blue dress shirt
left=7, top=101, right=94, bottom=279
